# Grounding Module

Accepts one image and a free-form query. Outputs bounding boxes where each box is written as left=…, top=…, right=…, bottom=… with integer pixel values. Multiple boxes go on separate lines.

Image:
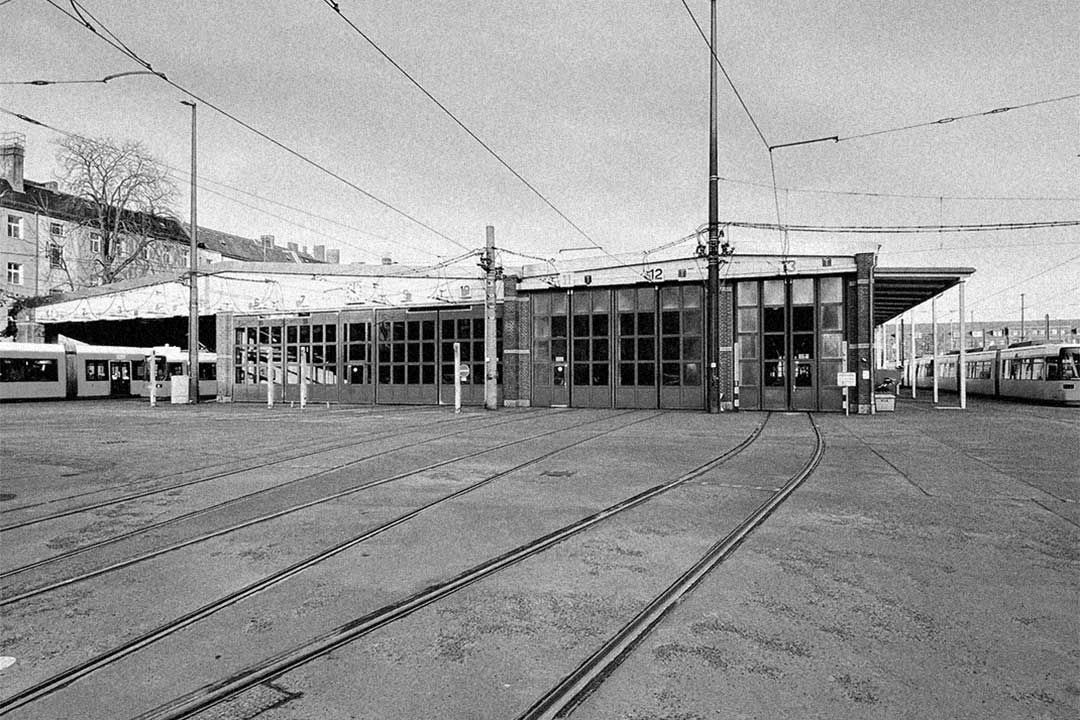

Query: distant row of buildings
left=881, top=318, right=1080, bottom=361
left=1, top=134, right=343, bottom=310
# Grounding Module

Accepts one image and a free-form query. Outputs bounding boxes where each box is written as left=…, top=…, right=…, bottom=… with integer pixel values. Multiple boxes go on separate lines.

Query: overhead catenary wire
left=724, top=219, right=1080, bottom=234
left=40, top=0, right=474, bottom=255
left=0, top=105, right=435, bottom=263
left=716, top=175, right=1080, bottom=204
left=317, top=0, right=644, bottom=277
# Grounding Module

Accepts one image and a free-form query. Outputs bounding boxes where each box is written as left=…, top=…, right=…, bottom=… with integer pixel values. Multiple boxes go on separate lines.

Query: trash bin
left=874, top=393, right=895, bottom=412
left=170, top=375, right=190, bottom=404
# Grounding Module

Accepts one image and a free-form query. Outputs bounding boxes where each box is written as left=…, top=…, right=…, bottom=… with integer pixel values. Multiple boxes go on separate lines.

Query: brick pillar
left=216, top=311, right=235, bottom=402
left=500, top=275, right=532, bottom=407
left=850, top=253, right=875, bottom=413
left=718, top=282, right=735, bottom=410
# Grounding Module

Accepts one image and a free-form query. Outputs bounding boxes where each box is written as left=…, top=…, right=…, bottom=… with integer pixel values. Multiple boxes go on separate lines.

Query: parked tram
left=139, top=346, right=218, bottom=399
left=915, top=343, right=1079, bottom=406
left=0, top=342, right=215, bottom=402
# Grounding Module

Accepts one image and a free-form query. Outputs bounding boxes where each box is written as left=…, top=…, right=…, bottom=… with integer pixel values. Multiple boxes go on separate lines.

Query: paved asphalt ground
left=0, top=396, right=1076, bottom=719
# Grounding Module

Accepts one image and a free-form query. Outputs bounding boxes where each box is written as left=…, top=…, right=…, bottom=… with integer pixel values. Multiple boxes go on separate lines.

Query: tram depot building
left=182, top=248, right=970, bottom=415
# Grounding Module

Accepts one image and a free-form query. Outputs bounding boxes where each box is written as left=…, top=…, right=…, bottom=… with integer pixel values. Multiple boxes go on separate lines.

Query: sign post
left=453, top=342, right=463, bottom=414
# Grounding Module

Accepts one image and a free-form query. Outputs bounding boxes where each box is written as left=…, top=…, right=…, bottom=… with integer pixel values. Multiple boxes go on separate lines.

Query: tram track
left=0, top=406, right=535, bottom=527
left=0, top=409, right=660, bottom=715
left=0, top=409, right=623, bottom=605
left=105, top=414, right=773, bottom=720
left=0, top=404, right=445, bottom=518
left=517, top=412, right=823, bottom=719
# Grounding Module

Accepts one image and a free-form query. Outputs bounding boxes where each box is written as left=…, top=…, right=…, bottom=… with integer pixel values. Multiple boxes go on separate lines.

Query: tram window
left=1061, top=351, right=1079, bottom=379
left=85, top=360, right=108, bottom=381
left=763, top=307, right=785, bottom=333
left=792, top=307, right=814, bottom=332
left=199, top=363, right=216, bottom=381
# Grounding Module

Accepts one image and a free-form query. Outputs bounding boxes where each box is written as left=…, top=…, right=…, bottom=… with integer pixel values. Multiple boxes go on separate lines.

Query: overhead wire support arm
left=768, top=135, right=839, bottom=152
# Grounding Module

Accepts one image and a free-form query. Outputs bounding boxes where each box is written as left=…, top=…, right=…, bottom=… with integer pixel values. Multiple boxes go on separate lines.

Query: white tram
left=915, top=343, right=1079, bottom=406
left=0, top=342, right=216, bottom=401
left=139, top=345, right=218, bottom=399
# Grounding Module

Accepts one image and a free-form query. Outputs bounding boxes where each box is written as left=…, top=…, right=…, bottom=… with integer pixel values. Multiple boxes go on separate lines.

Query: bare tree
left=55, top=135, right=180, bottom=286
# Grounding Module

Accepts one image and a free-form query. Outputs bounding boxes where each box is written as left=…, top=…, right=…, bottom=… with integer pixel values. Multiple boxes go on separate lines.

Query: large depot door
left=736, top=277, right=845, bottom=412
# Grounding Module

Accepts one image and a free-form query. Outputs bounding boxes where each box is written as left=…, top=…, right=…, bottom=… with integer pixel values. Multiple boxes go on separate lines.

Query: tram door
left=109, top=361, right=130, bottom=396
left=532, top=292, right=570, bottom=407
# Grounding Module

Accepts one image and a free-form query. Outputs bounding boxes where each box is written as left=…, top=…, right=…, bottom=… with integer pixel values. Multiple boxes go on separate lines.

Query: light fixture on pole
left=181, top=100, right=199, bottom=404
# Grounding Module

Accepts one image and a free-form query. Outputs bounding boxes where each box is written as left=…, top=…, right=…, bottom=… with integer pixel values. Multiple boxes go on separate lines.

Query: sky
left=2, top=0, right=1077, bottom=324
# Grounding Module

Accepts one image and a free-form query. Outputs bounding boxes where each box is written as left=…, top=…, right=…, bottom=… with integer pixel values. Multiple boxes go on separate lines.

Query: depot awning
left=873, top=266, right=975, bottom=326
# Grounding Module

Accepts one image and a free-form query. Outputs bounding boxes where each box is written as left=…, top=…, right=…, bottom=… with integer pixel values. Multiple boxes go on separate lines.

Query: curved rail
left=115, top=415, right=770, bottom=720
left=517, top=412, right=824, bottom=720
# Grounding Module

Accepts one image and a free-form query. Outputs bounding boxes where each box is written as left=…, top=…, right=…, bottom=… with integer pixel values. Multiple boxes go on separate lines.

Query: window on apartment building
left=48, top=243, right=63, bottom=268
left=142, top=243, right=152, bottom=260
left=89, top=232, right=101, bottom=254
left=49, top=222, right=65, bottom=237
left=115, top=239, right=126, bottom=256
left=6, top=262, right=23, bottom=285
left=6, top=215, right=21, bottom=239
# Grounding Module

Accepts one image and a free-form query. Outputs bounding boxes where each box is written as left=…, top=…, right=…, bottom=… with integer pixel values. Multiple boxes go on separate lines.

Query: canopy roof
left=874, top=266, right=975, bottom=326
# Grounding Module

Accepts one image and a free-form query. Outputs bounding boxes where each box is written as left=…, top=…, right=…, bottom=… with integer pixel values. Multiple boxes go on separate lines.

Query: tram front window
left=1060, top=350, right=1080, bottom=380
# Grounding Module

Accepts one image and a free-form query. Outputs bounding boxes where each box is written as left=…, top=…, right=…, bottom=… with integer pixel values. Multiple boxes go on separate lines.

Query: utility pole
left=181, top=100, right=199, bottom=404
left=1020, top=293, right=1025, bottom=343
left=481, top=225, right=499, bottom=410
left=705, top=0, right=723, bottom=414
